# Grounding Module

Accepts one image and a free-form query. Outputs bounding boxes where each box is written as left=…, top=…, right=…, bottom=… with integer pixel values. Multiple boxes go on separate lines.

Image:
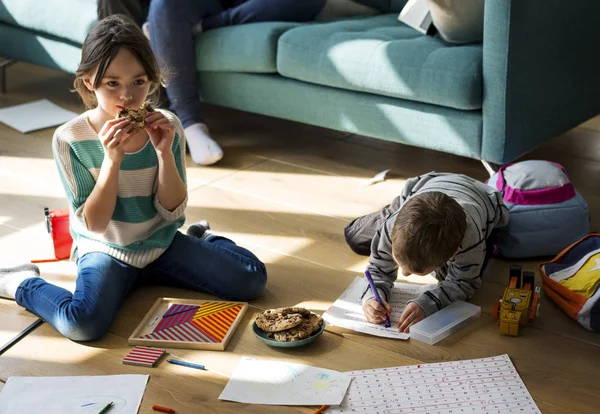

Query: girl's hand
left=397, top=302, right=425, bottom=333
left=145, top=112, right=175, bottom=157
left=99, top=118, right=133, bottom=164
left=363, top=298, right=392, bottom=324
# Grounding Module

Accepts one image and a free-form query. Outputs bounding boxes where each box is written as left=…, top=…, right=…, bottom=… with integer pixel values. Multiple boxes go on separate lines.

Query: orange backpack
left=539, top=234, right=600, bottom=331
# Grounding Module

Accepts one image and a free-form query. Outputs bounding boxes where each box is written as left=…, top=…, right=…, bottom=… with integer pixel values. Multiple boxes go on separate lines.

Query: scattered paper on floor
left=219, top=357, right=352, bottom=406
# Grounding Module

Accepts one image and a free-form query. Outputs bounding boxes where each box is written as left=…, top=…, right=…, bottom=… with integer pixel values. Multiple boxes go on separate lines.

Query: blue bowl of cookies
left=252, top=307, right=325, bottom=348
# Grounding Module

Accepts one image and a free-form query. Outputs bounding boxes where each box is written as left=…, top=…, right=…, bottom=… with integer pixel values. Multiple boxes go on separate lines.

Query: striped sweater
left=363, top=173, right=509, bottom=316
left=52, top=109, right=187, bottom=268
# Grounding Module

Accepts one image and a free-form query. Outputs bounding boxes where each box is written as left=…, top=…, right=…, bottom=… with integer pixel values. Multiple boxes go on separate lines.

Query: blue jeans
left=15, top=232, right=266, bottom=341
left=148, top=0, right=326, bottom=127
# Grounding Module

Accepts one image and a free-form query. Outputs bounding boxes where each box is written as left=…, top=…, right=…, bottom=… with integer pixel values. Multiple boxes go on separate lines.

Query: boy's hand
left=398, top=302, right=425, bottom=333
left=363, top=298, right=392, bottom=324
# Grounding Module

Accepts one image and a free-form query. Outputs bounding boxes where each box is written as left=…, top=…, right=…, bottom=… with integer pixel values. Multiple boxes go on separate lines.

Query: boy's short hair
left=391, top=191, right=466, bottom=273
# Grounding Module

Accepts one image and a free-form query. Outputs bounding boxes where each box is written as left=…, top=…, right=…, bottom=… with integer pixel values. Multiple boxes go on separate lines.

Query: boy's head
left=74, top=14, right=162, bottom=112
left=391, top=191, right=466, bottom=276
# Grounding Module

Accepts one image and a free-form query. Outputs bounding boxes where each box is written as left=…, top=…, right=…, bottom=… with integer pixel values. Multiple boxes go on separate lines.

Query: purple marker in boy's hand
left=364, top=270, right=392, bottom=328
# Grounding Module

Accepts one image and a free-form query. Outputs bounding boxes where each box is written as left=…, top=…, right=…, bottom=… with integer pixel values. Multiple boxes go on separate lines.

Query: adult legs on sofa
left=97, top=0, right=150, bottom=27
left=147, top=0, right=327, bottom=166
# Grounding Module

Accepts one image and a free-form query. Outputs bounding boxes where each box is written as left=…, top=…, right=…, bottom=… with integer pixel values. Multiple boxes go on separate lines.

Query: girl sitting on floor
left=0, top=15, right=267, bottom=341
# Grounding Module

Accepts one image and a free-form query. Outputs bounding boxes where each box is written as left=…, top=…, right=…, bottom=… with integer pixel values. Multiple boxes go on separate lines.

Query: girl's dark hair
left=74, top=14, right=162, bottom=109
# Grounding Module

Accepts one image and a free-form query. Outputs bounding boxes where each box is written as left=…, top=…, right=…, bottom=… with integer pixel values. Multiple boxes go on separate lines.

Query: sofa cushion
left=0, top=0, right=97, bottom=45
left=277, top=14, right=483, bottom=110
left=196, top=22, right=300, bottom=73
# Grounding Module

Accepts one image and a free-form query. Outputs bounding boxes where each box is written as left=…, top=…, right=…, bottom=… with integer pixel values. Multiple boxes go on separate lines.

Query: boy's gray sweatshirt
left=361, top=172, right=509, bottom=316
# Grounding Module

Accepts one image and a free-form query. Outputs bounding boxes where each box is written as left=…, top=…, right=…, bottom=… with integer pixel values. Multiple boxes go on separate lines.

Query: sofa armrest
left=482, top=0, right=600, bottom=164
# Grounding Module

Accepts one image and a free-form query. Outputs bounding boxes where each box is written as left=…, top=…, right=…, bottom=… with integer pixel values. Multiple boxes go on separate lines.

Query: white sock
left=0, top=264, right=40, bottom=300
left=184, top=123, right=223, bottom=166
left=142, top=22, right=150, bottom=40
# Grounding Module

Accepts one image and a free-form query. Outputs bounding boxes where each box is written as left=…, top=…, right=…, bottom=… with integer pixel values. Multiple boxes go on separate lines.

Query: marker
left=96, top=401, right=113, bottom=414
left=365, top=270, right=391, bottom=328
left=166, top=359, right=205, bottom=371
left=152, top=405, right=176, bottom=413
left=44, top=207, right=51, bottom=233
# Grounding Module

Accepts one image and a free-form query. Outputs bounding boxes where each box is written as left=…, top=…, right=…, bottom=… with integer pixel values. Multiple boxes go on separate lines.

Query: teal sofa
left=2, top=0, right=600, bottom=164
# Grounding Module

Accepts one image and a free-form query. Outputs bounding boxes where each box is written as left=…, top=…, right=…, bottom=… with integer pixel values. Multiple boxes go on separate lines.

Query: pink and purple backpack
left=487, top=160, right=589, bottom=258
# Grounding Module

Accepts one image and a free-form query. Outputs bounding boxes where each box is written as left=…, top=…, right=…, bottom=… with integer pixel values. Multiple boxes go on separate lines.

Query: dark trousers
left=344, top=195, right=404, bottom=256
left=148, top=0, right=326, bottom=128
left=97, top=0, right=150, bottom=26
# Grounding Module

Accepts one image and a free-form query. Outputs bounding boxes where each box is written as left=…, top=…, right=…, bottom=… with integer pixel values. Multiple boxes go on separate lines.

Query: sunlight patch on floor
left=6, top=337, right=104, bottom=364
left=294, top=300, right=335, bottom=312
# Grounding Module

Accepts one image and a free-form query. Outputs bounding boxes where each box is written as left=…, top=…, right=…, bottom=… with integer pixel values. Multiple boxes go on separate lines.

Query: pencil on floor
left=313, top=405, right=329, bottom=414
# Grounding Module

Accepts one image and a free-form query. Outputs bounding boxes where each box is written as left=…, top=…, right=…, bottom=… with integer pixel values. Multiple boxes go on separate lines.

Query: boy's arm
left=360, top=175, right=424, bottom=305
left=361, top=215, right=399, bottom=305
left=410, top=243, right=485, bottom=316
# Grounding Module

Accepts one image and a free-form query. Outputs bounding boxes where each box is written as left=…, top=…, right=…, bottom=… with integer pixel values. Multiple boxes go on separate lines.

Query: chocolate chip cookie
left=273, top=318, right=314, bottom=342
left=256, top=306, right=324, bottom=342
left=117, top=103, right=154, bottom=133
left=276, top=307, right=313, bottom=318
left=255, top=311, right=304, bottom=333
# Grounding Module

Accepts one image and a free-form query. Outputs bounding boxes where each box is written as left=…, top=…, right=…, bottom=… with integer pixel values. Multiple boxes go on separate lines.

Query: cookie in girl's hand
left=117, top=103, right=154, bottom=133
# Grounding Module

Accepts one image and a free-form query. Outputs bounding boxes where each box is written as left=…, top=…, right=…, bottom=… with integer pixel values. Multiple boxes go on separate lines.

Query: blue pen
left=364, top=270, right=391, bottom=328
left=167, top=358, right=205, bottom=371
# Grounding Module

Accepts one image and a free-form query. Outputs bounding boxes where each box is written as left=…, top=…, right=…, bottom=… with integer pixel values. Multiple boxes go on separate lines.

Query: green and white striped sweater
left=52, top=109, right=187, bottom=268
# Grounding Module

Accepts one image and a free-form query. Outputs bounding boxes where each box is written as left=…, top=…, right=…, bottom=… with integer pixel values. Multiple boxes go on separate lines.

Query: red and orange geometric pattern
left=139, top=302, right=243, bottom=344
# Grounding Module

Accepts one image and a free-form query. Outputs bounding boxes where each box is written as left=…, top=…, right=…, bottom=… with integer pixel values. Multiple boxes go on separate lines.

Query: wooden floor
left=1, top=62, right=599, bottom=414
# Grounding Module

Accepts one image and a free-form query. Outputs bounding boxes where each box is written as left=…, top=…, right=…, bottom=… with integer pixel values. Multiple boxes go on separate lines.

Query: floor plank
left=208, top=158, right=402, bottom=221
left=578, top=115, right=600, bottom=133
left=0, top=301, right=39, bottom=349
left=186, top=184, right=364, bottom=273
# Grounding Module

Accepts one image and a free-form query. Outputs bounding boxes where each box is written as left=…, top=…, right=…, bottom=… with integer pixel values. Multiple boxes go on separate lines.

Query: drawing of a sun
left=305, top=373, right=338, bottom=395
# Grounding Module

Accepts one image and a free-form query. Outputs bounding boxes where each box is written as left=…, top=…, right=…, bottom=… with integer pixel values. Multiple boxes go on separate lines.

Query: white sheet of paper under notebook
left=323, top=276, right=424, bottom=340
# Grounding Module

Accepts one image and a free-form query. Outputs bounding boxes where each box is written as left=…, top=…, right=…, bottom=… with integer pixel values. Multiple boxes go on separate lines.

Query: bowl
left=252, top=320, right=326, bottom=348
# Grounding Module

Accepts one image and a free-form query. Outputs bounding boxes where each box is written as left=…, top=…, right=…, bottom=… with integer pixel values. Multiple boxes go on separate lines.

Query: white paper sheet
left=0, top=374, right=149, bottom=414
left=323, top=276, right=425, bottom=339
left=360, top=169, right=390, bottom=187
left=0, top=99, right=78, bottom=133
left=219, top=357, right=352, bottom=406
left=327, top=354, right=542, bottom=413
